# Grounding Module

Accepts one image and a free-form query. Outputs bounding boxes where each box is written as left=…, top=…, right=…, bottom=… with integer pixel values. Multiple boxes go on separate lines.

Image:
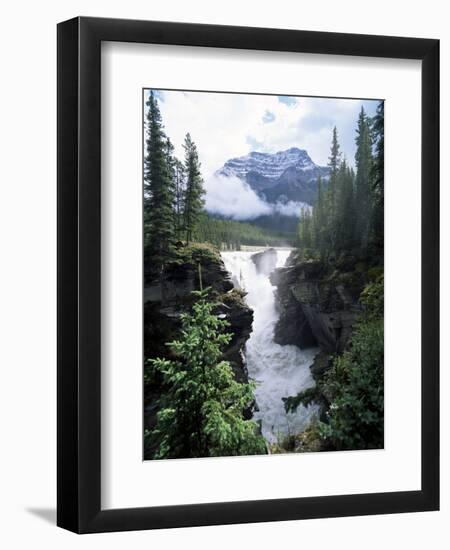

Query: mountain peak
left=218, top=147, right=320, bottom=182
left=216, top=147, right=330, bottom=206
left=283, top=146, right=306, bottom=154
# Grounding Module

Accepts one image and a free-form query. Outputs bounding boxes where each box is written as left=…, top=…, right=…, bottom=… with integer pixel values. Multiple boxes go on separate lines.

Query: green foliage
left=326, top=126, right=341, bottom=244
left=297, top=102, right=383, bottom=260
left=282, top=277, right=384, bottom=452
left=312, top=176, right=327, bottom=257
left=370, top=101, right=384, bottom=252
left=319, top=277, right=384, bottom=450
left=354, top=107, right=374, bottom=248
left=183, top=133, right=205, bottom=244
left=144, top=91, right=176, bottom=271
left=146, top=289, right=266, bottom=459
left=335, top=159, right=356, bottom=251
left=319, top=318, right=384, bottom=450
left=283, top=386, right=320, bottom=412
left=173, top=157, right=186, bottom=239
left=192, top=212, right=294, bottom=249
left=360, top=274, right=384, bottom=318
left=270, top=418, right=324, bottom=454
left=144, top=93, right=206, bottom=272
left=169, top=241, right=222, bottom=269
left=297, top=207, right=313, bottom=253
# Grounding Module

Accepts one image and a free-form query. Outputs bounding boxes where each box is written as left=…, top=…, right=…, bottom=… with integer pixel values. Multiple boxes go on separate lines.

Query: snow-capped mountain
left=217, top=147, right=329, bottom=205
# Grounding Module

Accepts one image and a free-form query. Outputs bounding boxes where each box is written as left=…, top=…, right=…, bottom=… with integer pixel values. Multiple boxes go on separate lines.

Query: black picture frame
left=57, top=16, right=439, bottom=533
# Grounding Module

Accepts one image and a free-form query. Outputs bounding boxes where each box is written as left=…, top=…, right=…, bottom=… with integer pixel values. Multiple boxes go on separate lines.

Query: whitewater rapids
left=221, top=249, right=319, bottom=444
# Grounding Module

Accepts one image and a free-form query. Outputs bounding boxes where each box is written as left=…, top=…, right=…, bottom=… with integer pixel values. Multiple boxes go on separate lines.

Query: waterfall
left=221, top=249, right=319, bottom=445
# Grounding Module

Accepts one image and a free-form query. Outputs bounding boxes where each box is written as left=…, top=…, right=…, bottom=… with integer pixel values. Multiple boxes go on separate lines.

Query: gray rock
left=144, top=247, right=256, bottom=442
left=251, top=248, right=278, bottom=276
left=272, top=258, right=361, bottom=353
left=144, top=246, right=252, bottom=382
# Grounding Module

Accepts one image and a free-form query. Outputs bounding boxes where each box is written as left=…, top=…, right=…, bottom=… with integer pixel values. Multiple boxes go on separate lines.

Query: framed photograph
left=57, top=17, right=439, bottom=533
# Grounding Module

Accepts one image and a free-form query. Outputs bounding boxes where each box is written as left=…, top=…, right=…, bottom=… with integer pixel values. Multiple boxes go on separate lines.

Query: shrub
left=146, top=289, right=266, bottom=459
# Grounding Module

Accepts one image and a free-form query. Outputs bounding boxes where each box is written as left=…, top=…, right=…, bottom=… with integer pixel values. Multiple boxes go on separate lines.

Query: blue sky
left=144, top=89, right=380, bottom=177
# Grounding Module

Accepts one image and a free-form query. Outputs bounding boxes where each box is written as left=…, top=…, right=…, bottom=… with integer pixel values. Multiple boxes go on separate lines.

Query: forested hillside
left=297, top=103, right=384, bottom=259
left=192, top=213, right=295, bottom=249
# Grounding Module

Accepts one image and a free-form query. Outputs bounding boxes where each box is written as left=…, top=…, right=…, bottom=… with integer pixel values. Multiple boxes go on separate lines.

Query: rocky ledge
left=144, top=243, right=253, bottom=382
left=144, top=243, right=254, bottom=435
left=270, top=252, right=369, bottom=355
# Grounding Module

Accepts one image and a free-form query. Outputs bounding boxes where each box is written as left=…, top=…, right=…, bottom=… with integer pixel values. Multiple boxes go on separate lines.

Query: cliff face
left=271, top=252, right=368, bottom=357
left=144, top=243, right=253, bottom=384
left=143, top=244, right=255, bottom=451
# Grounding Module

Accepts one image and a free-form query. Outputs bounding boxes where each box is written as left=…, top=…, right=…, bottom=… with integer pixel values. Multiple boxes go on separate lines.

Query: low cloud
left=274, top=201, right=311, bottom=217
left=204, top=174, right=310, bottom=221
left=150, top=89, right=379, bottom=172
left=204, top=175, right=271, bottom=220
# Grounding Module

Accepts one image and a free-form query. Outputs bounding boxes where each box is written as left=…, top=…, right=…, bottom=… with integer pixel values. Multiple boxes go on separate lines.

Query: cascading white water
left=221, top=249, right=319, bottom=444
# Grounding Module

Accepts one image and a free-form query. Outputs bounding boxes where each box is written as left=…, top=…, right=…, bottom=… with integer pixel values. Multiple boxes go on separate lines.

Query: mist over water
left=221, top=249, right=319, bottom=444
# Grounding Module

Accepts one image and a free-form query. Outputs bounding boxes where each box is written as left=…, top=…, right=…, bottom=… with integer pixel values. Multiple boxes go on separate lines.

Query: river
left=221, top=249, right=319, bottom=444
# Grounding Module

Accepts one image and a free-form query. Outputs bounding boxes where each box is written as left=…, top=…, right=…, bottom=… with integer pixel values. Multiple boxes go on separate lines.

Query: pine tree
left=326, top=127, right=341, bottom=252
left=354, top=107, right=373, bottom=249
left=296, top=109, right=380, bottom=260
left=334, top=159, right=345, bottom=251
left=144, top=91, right=175, bottom=271
left=313, top=176, right=326, bottom=256
left=183, top=133, right=205, bottom=244
left=173, top=158, right=186, bottom=240
left=148, top=289, right=267, bottom=458
left=328, top=128, right=341, bottom=214
left=371, top=101, right=384, bottom=252
left=298, top=207, right=313, bottom=252
left=343, top=164, right=356, bottom=249
left=335, top=159, right=355, bottom=252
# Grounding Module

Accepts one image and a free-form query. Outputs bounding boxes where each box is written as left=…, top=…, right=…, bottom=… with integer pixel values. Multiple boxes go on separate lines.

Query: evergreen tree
left=164, top=137, right=176, bottom=184
left=354, top=107, right=373, bottom=249
left=297, top=113, right=377, bottom=259
left=335, top=159, right=355, bottom=252
left=344, top=165, right=356, bottom=248
left=144, top=91, right=175, bottom=271
left=173, top=158, right=186, bottom=240
left=371, top=101, right=384, bottom=252
left=325, top=127, right=341, bottom=252
left=319, top=277, right=384, bottom=450
left=183, top=133, right=205, bottom=244
left=328, top=126, right=341, bottom=183
left=298, top=207, right=313, bottom=251
left=192, top=212, right=294, bottom=249
left=148, top=289, right=266, bottom=458
left=313, top=176, right=326, bottom=256
left=328, top=130, right=340, bottom=213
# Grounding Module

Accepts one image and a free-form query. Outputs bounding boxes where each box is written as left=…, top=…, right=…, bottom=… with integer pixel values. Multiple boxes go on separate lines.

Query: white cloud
left=204, top=174, right=271, bottom=220
left=274, top=201, right=311, bottom=217
left=204, top=174, right=311, bottom=220
left=147, top=89, right=379, bottom=177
